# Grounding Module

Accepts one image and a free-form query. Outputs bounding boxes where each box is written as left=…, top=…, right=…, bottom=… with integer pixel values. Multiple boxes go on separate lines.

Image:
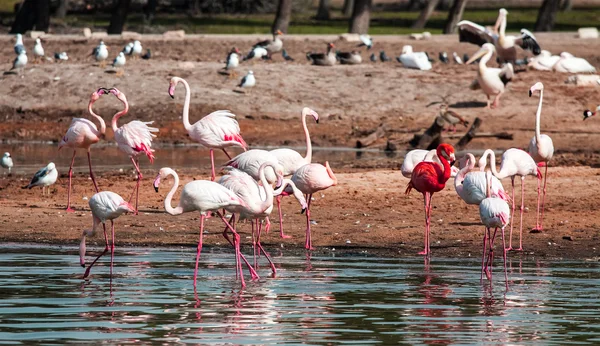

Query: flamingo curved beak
left=153, top=174, right=161, bottom=192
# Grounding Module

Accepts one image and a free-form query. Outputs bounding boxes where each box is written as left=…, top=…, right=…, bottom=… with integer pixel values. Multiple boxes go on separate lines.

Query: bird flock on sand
left=3, top=8, right=598, bottom=291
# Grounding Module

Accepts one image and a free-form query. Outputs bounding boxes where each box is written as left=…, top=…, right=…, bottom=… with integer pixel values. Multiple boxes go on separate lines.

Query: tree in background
left=107, top=0, right=132, bottom=34
left=144, top=0, right=159, bottom=24
left=412, top=0, right=440, bottom=29
left=535, top=0, right=560, bottom=31
left=443, top=0, right=467, bottom=33
left=272, top=0, right=293, bottom=33
left=342, top=0, right=354, bottom=16
left=10, top=0, right=50, bottom=33
left=316, top=0, right=330, bottom=20
left=348, top=0, right=372, bottom=34
left=56, top=0, right=68, bottom=19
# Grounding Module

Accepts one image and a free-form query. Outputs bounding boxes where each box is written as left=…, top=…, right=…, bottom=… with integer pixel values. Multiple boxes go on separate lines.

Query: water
left=1, top=246, right=599, bottom=344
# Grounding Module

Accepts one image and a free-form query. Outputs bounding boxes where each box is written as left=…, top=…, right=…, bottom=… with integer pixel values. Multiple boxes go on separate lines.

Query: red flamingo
left=405, top=143, right=456, bottom=256
left=107, top=87, right=159, bottom=214
left=58, top=88, right=108, bottom=211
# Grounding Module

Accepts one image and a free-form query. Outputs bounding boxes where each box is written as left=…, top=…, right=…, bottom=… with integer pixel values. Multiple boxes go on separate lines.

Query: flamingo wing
left=117, top=120, right=159, bottom=162
left=193, top=110, right=246, bottom=148
left=270, top=148, right=305, bottom=176
left=90, top=191, right=131, bottom=221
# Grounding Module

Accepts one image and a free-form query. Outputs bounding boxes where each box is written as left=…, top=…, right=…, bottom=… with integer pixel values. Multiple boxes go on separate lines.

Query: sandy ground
left=0, top=33, right=600, bottom=259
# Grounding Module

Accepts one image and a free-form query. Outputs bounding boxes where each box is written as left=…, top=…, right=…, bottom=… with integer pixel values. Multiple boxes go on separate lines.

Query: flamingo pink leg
left=110, top=220, right=115, bottom=278
left=507, top=176, right=515, bottom=251
left=256, top=220, right=277, bottom=275
left=276, top=196, right=292, bottom=239
left=517, top=177, right=525, bottom=251
left=83, top=223, right=109, bottom=278
left=221, top=214, right=259, bottom=280
left=128, top=157, right=142, bottom=214
left=535, top=172, right=541, bottom=230
left=66, top=150, right=77, bottom=212
left=218, top=211, right=261, bottom=287
left=539, top=164, right=548, bottom=231
left=87, top=150, right=99, bottom=193
left=210, top=149, right=216, bottom=181
left=501, top=226, right=509, bottom=290
left=304, top=194, right=314, bottom=250
left=252, top=220, right=258, bottom=269
left=481, top=227, right=488, bottom=281
left=419, top=192, right=432, bottom=256
left=193, top=215, right=205, bottom=288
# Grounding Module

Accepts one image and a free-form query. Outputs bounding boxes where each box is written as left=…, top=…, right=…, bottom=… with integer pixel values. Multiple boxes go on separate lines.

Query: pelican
left=466, top=43, right=514, bottom=109
left=552, top=52, right=596, bottom=73
left=398, top=45, right=431, bottom=70
left=527, top=50, right=560, bottom=71
left=457, top=8, right=541, bottom=63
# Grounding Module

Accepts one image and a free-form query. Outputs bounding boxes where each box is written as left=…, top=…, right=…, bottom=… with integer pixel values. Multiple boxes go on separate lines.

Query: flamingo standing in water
left=405, top=143, right=456, bottom=256
left=153, top=167, right=255, bottom=288
left=479, top=170, right=511, bottom=289
left=528, top=82, right=554, bottom=232
left=107, top=87, right=158, bottom=214
left=168, top=77, right=247, bottom=181
left=280, top=161, right=337, bottom=250
left=479, top=149, right=541, bottom=251
left=270, top=107, right=319, bottom=238
left=454, top=153, right=508, bottom=205
left=79, top=191, right=134, bottom=278
left=58, top=88, right=108, bottom=211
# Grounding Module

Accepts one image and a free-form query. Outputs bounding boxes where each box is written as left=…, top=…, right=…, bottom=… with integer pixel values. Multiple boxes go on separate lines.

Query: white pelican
left=466, top=43, right=514, bottom=109
left=527, top=50, right=560, bottom=71
left=552, top=52, right=596, bottom=73
left=457, top=8, right=541, bottom=63
left=398, top=45, right=432, bottom=70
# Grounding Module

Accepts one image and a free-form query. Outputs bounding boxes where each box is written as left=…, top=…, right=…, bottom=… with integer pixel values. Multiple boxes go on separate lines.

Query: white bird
left=252, top=30, right=283, bottom=57
left=528, top=82, right=554, bottom=233
left=1, top=152, right=13, bottom=174
left=79, top=191, right=134, bottom=278
left=223, top=47, right=240, bottom=77
left=552, top=52, right=596, bottom=73
left=224, top=149, right=284, bottom=185
left=54, top=52, right=69, bottom=61
left=454, top=153, right=508, bottom=205
left=270, top=107, right=319, bottom=238
left=244, top=46, right=268, bottom=61
left=358, top=34, right=373, bottom=50
left=23, top=162, right=58, bottom=195
left=398, top=45, right=432, bottom=70
left=238, top=70, right=255, bottom=90
left=112, top=52, right=126, bottom=76
left=14, top=33, right=25, bottom=55
left=479, top=170, right=511, bottom=288
left=168, top=77, right=248, bottom=181
left=122, top=42, right=134, bottom=55
left=401, top=149, right=459, bottom=179
left=132, top=40, right=143, bottom=57
left=453, top=52, right=463, bottom=64
left=11, top=51, right=27, bottom=74
left=527, top=50, right=560, bottom=71
left=466, top=43, right=514, bottom=109
left=33, top=38, right=44, bottom=60
left=153, top=167, right=251, bottom=288
left=92, top=41, right=109, bottom=67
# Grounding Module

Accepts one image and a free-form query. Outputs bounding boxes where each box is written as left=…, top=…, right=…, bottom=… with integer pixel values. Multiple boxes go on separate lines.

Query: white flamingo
left=455, top=153, right=508, bottom=205
left=224, top=149, right=284, bottom=185
left=168, top=77, right=247, bottom=181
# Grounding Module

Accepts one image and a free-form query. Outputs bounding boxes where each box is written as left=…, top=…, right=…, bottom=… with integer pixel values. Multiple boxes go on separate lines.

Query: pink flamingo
left=108, top=87, right=158, bottom=214
left=280, top=161, right=337, bottom=250
left=478, top=148, right=541, bottom=251
left=479, top=170, right=511, bottom=289
left=270, top=107, right=319, bottom=238
left=454, top=153, right=509, bottom=205
left=79, top=191, right=135, bottom=278
left=528, top=82, right=554, bottom=232
left=224, top=149, right=284, bottom=185
left=168, top=77, right=248, bottom=181
left=405, top=143, right=456, bottom=256
left=401, top=149, right=459, bottom=179
left=219, top=163, right=307, bottom=273
left=153, top=167, right=257, bottom=288
left=58, top=88, right=108, bottom=211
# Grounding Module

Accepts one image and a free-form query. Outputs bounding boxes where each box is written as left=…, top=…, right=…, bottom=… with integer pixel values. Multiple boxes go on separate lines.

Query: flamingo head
left=153, top=168, right=171, bottom=192
left=91, top=87, right=109, bottom=102
left=107, top=87, right=127, bottom=103
left=437, top=143, right=456, bottom=166
left=499, top=8, right=508, bottom=16
left=302, top=107, right=319, bottom=124
left=529, top=82, right=544, bottom=97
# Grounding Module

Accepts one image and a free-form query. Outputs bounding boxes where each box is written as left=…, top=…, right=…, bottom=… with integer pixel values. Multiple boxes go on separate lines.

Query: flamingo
left=401, top=149, right=459, bottom=179
left=528, top=82, right=554, bottom=232
left=479, top=170, right=511, bottom=289
left=224, top=149, right=284, bottom=185
left=479, top=149, right=541, bottom=251
left=79, top=191, right=134, bottom=278
left=270, top=107, right=319, bottom=238
left=168, top=77, right=248, bottom=181
left=153, top=167, right=255, bottom=288
left=107, top=87, right=159, bottom=214
left=280, top=162, right=337, bottom=250
left=454, top=153, right=509, bottom=205
left=405, top=143, right=456, bottom=256
left=23, top=162, right=58, bottom=195
left=465, top=43, right=514, bottom=109
left=58, top=87, right=108, bottom=212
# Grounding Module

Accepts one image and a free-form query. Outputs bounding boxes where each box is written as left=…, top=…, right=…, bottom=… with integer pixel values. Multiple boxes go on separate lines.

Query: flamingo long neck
left=454, top=153, right=476, bottom=191
left=485, top=171, right=492, bottom=198
left=88, top=100, right=106, bottom=135
left=302, top=110, right=313, bottom=163
left=178, top=78, right=193, bottom=132
left=482, top=149, right=502, bottom=179
left=479, top=50, right=493, bottom=74
left=258, top=165, right=275, bottom=212
left=164, top=169, right=184, bottom=215
left=436, top=147, right=452, bottom=184
left=325, top=161, right=338, bottom=186
left=111, top=97, right=129, bottom=132
left=534, top=89, right=543, bottom=145
left=499, top=15, right=506, bottom=39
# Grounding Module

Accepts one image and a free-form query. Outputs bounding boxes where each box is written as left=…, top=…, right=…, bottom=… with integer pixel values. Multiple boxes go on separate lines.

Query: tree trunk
left=188, top=0, right=201, bottom=16
left=35, top=0, right=50, bottom=31
left=535, top=0, right=560, bottom=31
left=412, top=0, right=440, bottom=29
left=405, top=0, right=424, bottom=10
left=315, top=0, right=330, bottom=20
left=560, top=0, right=572, bottom=11
left=437, top=0, right=453, bottom=10
left=348, top=0, right=372, bottom=34
left=107, top=0, right=132, bottom=35
left=342, top=0, right=354, bottom=16
left=56, top=0, right=68, bottom=18
left=11, top=0, right=50, bottom=33
left=144, top=0, right=158, bottom=24
left=443, top=0, right=468, bottom=34
left=272, top=0, right=293, bottom=34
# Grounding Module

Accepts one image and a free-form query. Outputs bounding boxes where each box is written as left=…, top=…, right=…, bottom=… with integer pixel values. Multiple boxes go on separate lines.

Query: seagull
left=142, top=49, right=152, bottom=60
left=453, top=52, right=463, bottom=64
left=33, top=38, right=44, bottom=61
left=439, top=52, right=449, bottom=63
left=122, top=42, right=134, bottom=55
left=23, top=162, right=58, bottom=195
left=370, top=53, right=377, bottom=62
left=380, top=50, right=390, bottom=62
left=54, top=52, right=69, bottom=61
left=132, top=40, right=143, bottom=57
left=238, top=70, right=255, bottom=92
left=93, top=41, right=109, bottom=67
left=282, top=49, right=294, bottom=61
left=11, top=51, right=27, bottom=74
left=1, top=152, right=13, bottom=174
left=14, top=33, right=25, bottom=55
left=112, top=52, right=126, bottom=76
left=358, top=34, right=373, bottom=50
